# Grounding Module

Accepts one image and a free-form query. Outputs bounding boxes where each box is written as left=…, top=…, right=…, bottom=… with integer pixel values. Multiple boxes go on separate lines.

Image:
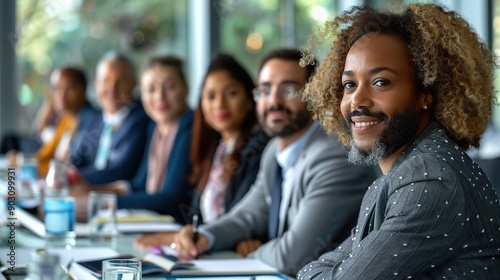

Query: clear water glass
left=44, top=196, right=76, bottom=239
left=87, top=191, right=118, bottom=239
left=102, top=259, right=141, bottom=280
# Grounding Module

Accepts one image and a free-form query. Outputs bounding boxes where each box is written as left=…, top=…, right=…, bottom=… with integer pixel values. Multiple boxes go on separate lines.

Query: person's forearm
left=88, top=180, right=130, bottom=194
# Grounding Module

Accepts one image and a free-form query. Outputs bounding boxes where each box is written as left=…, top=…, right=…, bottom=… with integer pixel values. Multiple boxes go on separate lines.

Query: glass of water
left=87, top=191, right=118, bottom=240
left=102, top=259, right=141, bottom=280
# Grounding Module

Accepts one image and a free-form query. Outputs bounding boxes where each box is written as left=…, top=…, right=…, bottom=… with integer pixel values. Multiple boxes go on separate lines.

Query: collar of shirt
left=102, top=106, right=130, bottom=127
left=275, top=121, right=319, bottom=235
left=276, top=121, right=319, bottom=172
left=221, top=135, right=239, bottom=155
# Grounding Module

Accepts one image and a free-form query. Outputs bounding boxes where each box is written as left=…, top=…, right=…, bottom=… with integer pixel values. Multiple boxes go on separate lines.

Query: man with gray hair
left=70, top=52, right=149, bottom=184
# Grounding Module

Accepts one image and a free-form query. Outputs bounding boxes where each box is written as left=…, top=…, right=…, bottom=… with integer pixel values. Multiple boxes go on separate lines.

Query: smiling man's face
left=340, top=32, right=427, bottom=165
left=257, top=58, right=311, bottom=138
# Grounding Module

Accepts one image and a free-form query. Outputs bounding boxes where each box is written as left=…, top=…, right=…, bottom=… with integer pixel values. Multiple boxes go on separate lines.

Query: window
left=219, top=0, right=337, bottom=77
left=492, top=0, right=500, bottom=127
left=16, top=0, right=189, bottom=125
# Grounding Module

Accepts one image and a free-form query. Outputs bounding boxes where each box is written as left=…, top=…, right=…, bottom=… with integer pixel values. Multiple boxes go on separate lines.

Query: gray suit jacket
left=298, top=122, right=500, bottom=280
left=202, top=125, right=377, bottom=275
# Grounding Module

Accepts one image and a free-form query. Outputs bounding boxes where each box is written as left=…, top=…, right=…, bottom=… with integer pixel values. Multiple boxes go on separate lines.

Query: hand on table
left=173, top=224, right=209, bottom=259
left=134, top=232, right=177, bottom=249
left=67, top=166, right=84, bottom=187
left=235, top=239, right=262, bottom=257
left=70, top=186, right=90, bottom=222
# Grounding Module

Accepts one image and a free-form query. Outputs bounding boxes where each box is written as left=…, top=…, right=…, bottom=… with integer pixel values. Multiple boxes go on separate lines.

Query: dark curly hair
left=301, top=4, right=496, bottom=150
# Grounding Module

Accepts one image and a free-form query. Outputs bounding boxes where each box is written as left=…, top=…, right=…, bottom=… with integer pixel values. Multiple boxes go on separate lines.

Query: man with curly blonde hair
left=298, top=4, right=500, bottom=279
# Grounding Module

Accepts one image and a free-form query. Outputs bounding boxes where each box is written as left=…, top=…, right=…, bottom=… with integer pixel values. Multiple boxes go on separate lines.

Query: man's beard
left=342, top=107, right=419, bottom=166
left=259, top=105, right=311, bottom=137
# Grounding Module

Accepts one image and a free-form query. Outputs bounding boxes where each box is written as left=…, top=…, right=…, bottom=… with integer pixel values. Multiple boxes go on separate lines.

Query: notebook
left=77, top=253, right=194, bottom=277
left=77, top=253, right=279, bottom=276
left=15, top=207, right=181, bottom=237
left=174, top=258, right=279, bottom=275
left=163, top=276, right=288, bottom=280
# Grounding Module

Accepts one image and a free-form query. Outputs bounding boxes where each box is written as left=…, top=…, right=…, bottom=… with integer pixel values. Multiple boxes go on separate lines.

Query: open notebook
left=15, top=207, right=182, bottom=237
left=162, top=276, right=288, bottom=280
left=173, top=258, right=279, bottom=275
left=77, top=253, right=279, bottom=277
left=2, top=247, right=279, bottom=279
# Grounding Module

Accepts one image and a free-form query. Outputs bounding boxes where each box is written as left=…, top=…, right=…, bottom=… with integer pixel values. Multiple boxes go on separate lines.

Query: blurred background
left=0, top=0, right=499, bottom=151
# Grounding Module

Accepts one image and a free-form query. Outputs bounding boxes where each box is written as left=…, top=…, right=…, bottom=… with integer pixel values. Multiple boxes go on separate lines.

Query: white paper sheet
left=173, top=258, right=278, bottom=275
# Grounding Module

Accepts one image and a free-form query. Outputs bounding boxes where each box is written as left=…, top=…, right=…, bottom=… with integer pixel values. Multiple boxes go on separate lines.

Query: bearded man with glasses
left=172, top=48, right=377, bottom=275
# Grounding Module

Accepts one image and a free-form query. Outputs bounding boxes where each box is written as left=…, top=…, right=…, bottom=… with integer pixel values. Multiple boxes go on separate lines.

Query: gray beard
left=344, top=107, right=419, bottom=167
left=347, top=138, right=388, bottom=166
left=260, top=106, right=312, bottom=138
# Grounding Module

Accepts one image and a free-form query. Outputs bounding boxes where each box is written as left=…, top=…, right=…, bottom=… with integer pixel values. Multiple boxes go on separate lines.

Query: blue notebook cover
left=77, top=254, right=193, bottom=277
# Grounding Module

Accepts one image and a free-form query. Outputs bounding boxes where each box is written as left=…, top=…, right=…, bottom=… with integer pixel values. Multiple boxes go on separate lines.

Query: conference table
left=0, top=156, right=285, bottom=279
left=0, top=215, right=170, bottom=279
left=0, top=208, right=284, bottom=280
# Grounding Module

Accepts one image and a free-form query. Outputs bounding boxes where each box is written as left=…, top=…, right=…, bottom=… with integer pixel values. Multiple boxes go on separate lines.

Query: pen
left=192, top=213, right=199, bottom=244
left=66, top=258, right=74, bottom=271
left=150, top=246, right=165, bottom=256
left=65, top=258, right=76, bottom=280
left=151, top=246, right=178, bottom=262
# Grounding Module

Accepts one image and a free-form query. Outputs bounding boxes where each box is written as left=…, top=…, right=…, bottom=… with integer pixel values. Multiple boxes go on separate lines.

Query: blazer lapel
left=358, top=185, right=379, bottom=240
left=277, top=127, right=321, bottom=236
left=109, top=107, right=133, bottom=148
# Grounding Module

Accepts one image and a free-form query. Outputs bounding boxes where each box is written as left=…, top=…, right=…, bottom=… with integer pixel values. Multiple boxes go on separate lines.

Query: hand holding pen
left=172, top=214, right=209, bottom=259
left=192, top=214, right=200, bottom=258
left=192, top=213, right=199, bottom=244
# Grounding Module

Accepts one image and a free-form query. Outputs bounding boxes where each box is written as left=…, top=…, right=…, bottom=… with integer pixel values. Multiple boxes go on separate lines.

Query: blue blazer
left=117, top=110, right=194, bottom=222
left=77, top=102, right=100, bottom=131
left=70, top=99, right=150, bottom=184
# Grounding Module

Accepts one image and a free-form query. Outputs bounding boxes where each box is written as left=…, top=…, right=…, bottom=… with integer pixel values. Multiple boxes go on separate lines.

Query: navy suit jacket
left=70, top=99, right=150, bottom=184
left=117, top=110, right=194, bottom=222
left=70, top=102, right=101, bottom=148
left=77, top=102, right=100, bottom=130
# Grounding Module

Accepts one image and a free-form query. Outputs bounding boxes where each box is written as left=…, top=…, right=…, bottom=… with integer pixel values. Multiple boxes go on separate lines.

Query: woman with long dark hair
left=136, top=53, right=270, bottom=247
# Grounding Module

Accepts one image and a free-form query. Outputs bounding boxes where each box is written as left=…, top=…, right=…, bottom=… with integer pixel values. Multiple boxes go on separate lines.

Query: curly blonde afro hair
left=301, top=4, right=496, bottom=150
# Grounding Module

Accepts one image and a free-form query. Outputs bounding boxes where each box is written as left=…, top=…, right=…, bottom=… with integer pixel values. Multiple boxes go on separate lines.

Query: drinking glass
left=17, top=154, right=41, bottom=209
left=87, top=191, right=118, bottom=239
left=44, top=160, right=75, bottom=240
left=102, top=259, right=141, bottom=280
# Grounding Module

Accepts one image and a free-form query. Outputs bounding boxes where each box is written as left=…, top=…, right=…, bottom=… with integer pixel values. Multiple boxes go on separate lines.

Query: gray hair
left=96, top=51, right=136, bottom=80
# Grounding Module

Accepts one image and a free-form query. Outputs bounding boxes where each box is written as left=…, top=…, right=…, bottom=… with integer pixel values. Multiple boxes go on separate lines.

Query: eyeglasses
left=252, top=85, right=300, bottom=101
